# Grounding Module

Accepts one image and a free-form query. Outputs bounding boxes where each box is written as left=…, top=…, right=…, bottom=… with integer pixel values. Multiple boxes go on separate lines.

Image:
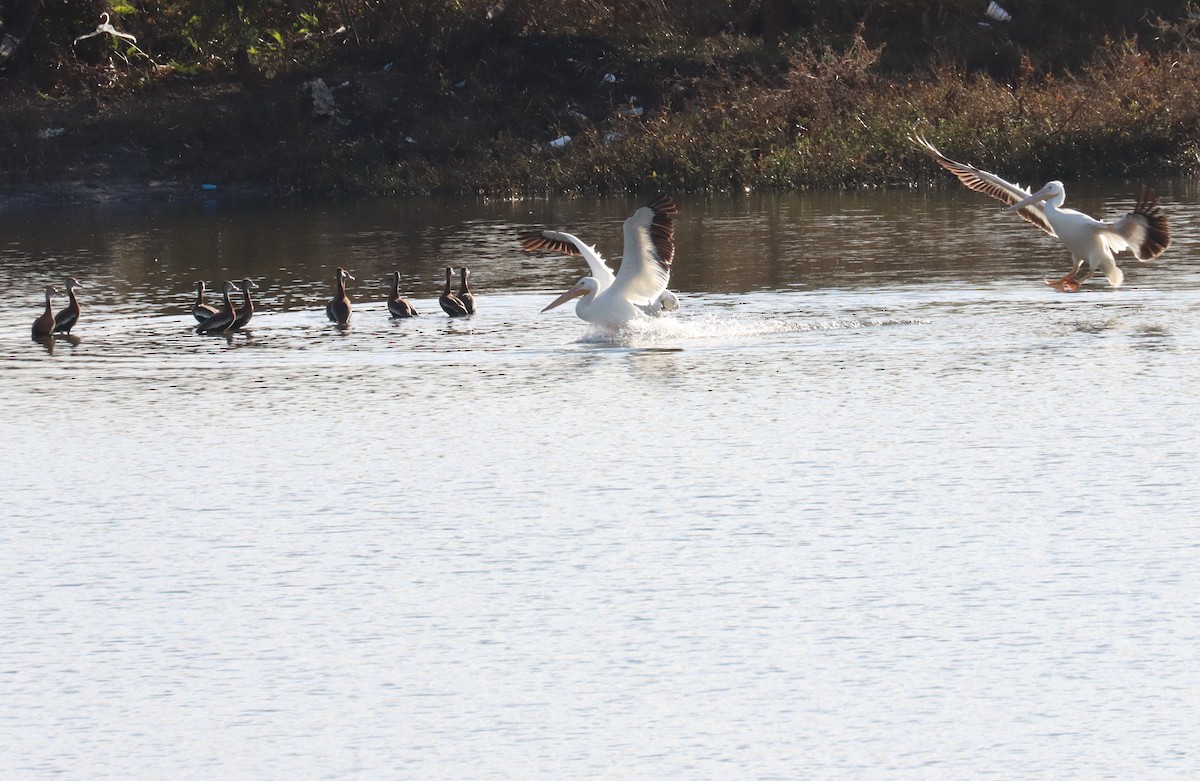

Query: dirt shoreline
left=0, top=179, right=271, bottom=210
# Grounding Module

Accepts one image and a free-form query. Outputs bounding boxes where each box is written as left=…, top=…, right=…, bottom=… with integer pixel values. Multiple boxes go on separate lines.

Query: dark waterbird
left=384, top=271, right=419, bottom=318
left=195, top=281, right=239, bottom=334
left=327, top=268, right=354, bottom=324
left=439, top=266, right=469, bottom=317
left=32, top=286, right=59, bottom=340
left=192, top=280, right=218, bottom=322
left=53, top=277, right=83, bottom=334
left=231, top=278, right=259, bottom=330
left=457, top=267, right=476, bottom=315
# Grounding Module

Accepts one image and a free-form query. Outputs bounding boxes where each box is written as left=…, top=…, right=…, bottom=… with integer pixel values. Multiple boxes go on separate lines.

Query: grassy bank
left=2, top=2, right=1199, bottom=196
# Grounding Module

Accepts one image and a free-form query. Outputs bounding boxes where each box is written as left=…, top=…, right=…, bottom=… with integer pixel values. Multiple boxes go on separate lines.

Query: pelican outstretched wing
left=610, top=195, right=675, bottom=306
left=519, top=229, right=616, bottom=288
left=911, top=133, right=1056, bottom=237
left=1107, top=185, right=1170, bottom=261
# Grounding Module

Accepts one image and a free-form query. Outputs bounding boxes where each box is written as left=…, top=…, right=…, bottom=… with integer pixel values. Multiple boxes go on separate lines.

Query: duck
left=32, top=286, right=60, bottom=339
left=195, top=281, right=239, bottom=334
left=326, top=267, right=354, bottom=324
left=54, top=277, right=83, bottom=334
left=439, top=266, right=469, bottom=317
left=192, top=280, right=218, bottom=322
left=457, top=267, right=476, bottom=314
left=384, top=271, right=419, bottom=318
left=231, top=277, right=259, bottom=330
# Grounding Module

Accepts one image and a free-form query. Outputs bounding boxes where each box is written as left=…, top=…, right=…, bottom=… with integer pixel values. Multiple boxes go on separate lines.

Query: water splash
left=576, top=312, right=929, bottom=346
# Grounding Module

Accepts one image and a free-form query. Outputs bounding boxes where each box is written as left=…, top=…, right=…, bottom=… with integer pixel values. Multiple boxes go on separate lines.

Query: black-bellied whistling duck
left=457, top=267, right=476, bottom=315
left=327, top=267, right=354, bottom=324
left=231, top=277, right=259, bottom=330
left=195, top=281, right=238, bottom=334
left=192, top=280, right=218, bottom=322
left=32, top=286, right=59, bottom=339
left=385, top=271, right=419, bottom=318
left=54, top=277, right=83, bottom=334
left=439, top=266, right=469, bottom=317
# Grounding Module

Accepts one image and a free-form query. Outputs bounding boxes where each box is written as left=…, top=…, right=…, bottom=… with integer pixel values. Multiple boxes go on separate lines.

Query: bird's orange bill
left=542, top=283, right=587, bottom=312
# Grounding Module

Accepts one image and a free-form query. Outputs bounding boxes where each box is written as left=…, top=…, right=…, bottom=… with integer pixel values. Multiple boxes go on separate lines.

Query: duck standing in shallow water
left=384, top=271, right=419, bottom=318
left=195, top=281, right=239, bottom=334
left=327, top=268, right=354, bottom=324
left=192, top=280, right=218, bottom=322
left=32, top=286, right=60, bottom=339
left=439, top=266, right=469, bottom=317
left=231, top=278, right=259, bottom=330
left=54, top=277, right=84, bottom=334
left=457, top=267, right=476, bottom=315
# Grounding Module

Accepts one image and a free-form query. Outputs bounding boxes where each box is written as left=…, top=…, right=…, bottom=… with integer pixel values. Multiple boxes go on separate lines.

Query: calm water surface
left=2, top=185, right=1199, bottom=779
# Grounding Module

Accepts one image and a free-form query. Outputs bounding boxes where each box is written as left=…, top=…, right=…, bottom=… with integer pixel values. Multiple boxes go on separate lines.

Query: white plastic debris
left=984, top=2, right=1012, bottom=23
left=548, top=135, right=572, bottom=148
left=601, top=73, right=617, bottom=84
left=308, top=78, right=336, bottom=116
left=74, top=12, right=137, bottom=45
left=37, top=128, right=65, bottom=139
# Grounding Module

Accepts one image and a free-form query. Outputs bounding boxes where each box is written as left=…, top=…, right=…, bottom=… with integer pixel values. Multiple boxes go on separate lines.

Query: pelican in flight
left=526, top=195, right=678, bottom=328
left=520, top=200, right=680, bottom=315
left=912, top=134, right=1170, bottom=290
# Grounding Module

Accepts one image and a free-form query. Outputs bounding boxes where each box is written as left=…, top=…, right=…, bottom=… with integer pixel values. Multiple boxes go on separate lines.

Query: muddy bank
left=4, top=22, right=1200, bottom=199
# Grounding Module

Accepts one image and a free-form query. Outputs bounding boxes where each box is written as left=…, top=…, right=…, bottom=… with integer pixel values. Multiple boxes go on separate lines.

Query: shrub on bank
left=1, top=2, right=1198, bottom=193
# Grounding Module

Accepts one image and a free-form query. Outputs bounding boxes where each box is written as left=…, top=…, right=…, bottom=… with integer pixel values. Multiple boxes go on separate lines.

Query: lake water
left=2, top=184, right=1199, bottom=779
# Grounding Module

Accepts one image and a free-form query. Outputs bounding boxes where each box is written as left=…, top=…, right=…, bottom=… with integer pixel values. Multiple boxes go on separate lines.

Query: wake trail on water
left=576, top=311, right=929, bottom=346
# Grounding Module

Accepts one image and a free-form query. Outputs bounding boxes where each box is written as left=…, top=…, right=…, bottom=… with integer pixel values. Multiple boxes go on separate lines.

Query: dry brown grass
left=4, top=9, right=1199, bottom=194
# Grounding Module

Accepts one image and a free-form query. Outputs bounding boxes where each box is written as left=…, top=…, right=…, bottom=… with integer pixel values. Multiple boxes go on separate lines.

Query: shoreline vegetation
left=2, top=1, right=1199, bottom=200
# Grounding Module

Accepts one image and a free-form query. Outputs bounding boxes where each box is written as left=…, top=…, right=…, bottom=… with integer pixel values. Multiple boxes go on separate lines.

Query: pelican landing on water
left=911, top=134, right=1170, bottom=291
left=523, top=195, right=678, bottom=329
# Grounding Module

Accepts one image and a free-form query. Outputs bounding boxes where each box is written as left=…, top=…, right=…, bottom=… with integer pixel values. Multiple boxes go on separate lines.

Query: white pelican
left=912, top=133, right=1170, bottom=291
left=521, top=195, right=679, bottom=323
